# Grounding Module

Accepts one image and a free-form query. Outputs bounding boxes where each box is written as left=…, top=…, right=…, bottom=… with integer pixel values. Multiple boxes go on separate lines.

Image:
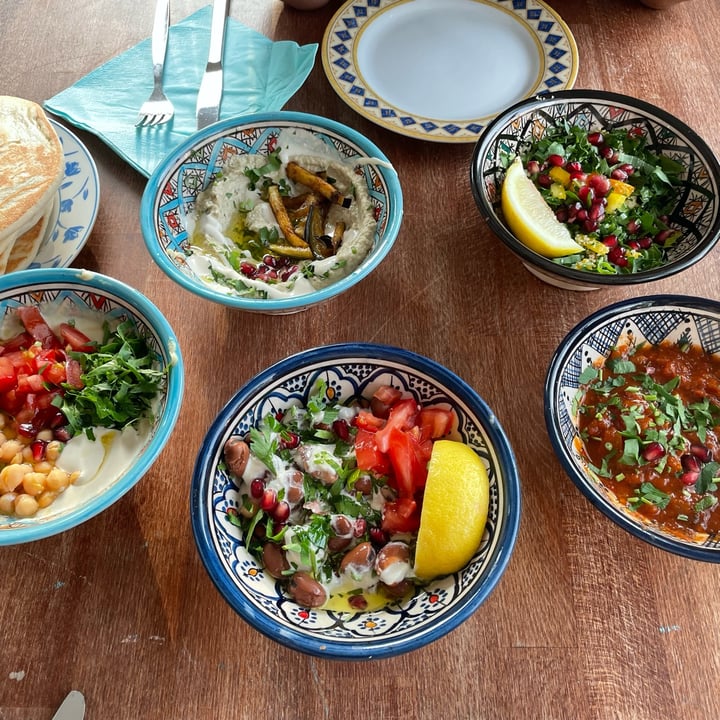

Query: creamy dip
left=186, top=128, right=379, bottom=299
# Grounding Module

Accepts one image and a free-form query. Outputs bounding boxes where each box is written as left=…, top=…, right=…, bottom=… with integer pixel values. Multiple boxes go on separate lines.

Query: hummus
left=186, top=128, right=378, bottom=299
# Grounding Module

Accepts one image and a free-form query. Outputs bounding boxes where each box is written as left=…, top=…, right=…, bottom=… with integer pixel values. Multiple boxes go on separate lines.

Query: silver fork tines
left=136, top=0, right=174, bottom=127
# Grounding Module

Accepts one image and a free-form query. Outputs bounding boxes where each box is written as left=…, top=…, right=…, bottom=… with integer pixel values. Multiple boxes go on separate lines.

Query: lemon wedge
left=413, top=440, right=490, bottom=580
left=501, top=157, right=583, bottom=258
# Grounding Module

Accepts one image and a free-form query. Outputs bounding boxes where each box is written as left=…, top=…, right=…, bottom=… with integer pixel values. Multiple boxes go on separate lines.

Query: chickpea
left=0, top=463, right=33, bottom=493
left=22, top=472, right=47, bottom=497
left=0, top=439, right=23, bottom=464
left=45, top=441, right=63, bottom=462
left=14, top=493, right=39, bottom=518
left=0, top=492, right=17, bottom=515
left=37, top=490, right=58, bottom=509
left=46, top=468, right=71, bottom=492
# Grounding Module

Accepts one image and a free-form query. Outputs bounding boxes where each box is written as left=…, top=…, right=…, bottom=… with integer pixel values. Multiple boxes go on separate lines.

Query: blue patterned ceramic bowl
left=140, top=111, right=402, bottom=315
left=191, top=344, right=520, bottom=659
left=545, top=295, right=720, bottom=561
left=0, top=268, right=184, bottom=545
left=470, top=90, right=720, bottom=291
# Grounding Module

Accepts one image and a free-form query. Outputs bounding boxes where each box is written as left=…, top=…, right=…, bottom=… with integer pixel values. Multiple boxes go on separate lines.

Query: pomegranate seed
left=578, top=185, right=594, bottom=206
left=332, top=419, right=350, bottom=441
left=260, top=488, right=278, bottom=512
left=547, top=153, right=565, bottom=167
left=588, top=203, right=605, bottom=222
left=638, top=236, right=653, bottom=249
left=280, top=432, right=300, bottom=450
left=570, top=171, right=587, bottom=184
left=250, top=478, right=265, bottom=499
left=608, top=246, right=628, bottom=267
left=566, top=161, right=583, bottom=173
left=369, top=527, right=388, bottom=546
left=627, top=219, right=641, bottom=234
left=588, top=174, right=611, bottom=197
left=526, top=159, right=540, bottom=174
left=240, top=262, right=256, bottom=278
left=681, top=471, right=699, bottom=486
left=555, top=208, right=568, bottom=223
left=611, top=168, right=628, bottom=182
left=690, top=444, right=713, bottom=463
left=642, top=442, right=665, bottom=462
left=588, top=131, right=604, bottom=146
left=583, top=219, right=598, bottom=233
left=619, top=163, right=635, bottom=176
left=31, top=440, right=47, bottom=462
left=537, top=173, right=552, bottom=188
left=273, top=501, right=290, bottom=523
left=654, top=229, right=674, bottom=246
left=576, top=208, right=588, bottom=222
left=603, top=235, right=618, bottom=248
left=628, top=240, right=641, bottom=250
left=600, top=146, right=618, bottom=163
left=54, top=427, right=71, bottom=442
left=262, top=254, right=278, bottom=268
left=681, top=454, right=702, bottom=473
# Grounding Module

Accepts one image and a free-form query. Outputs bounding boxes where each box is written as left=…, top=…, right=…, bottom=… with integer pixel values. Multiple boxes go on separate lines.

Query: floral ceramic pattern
left=322, top=0, right=578, bottom=143
left=192, top=345, right=520, bottom=659
left=30, top=122, right=99, bottom=269
left=545, top=296, right=720, bottom=561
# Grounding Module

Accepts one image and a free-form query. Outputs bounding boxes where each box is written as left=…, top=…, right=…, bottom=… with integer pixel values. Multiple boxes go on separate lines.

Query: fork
left=136, top=0, right=173, bottom=127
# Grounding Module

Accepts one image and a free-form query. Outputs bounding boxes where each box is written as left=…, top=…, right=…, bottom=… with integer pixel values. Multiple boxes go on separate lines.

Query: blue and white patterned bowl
left=0, top=268, right=184, bottom=545
left=140, top=111, right=403, bottom=315
left=545, top=295, right=720, bottom=561
left=191, top=344, right=520, bottom=659
left=470, top=90, right=720, bottom=291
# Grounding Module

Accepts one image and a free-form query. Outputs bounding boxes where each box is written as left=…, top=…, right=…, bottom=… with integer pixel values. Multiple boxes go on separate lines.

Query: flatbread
left=4, top=197, right=56, bottom=273
left=0, top=96, right=64, bottom=245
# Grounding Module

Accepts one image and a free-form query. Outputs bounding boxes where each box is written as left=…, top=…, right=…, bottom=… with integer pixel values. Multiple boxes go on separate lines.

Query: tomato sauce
left=576, top=341, right=720, bottom=541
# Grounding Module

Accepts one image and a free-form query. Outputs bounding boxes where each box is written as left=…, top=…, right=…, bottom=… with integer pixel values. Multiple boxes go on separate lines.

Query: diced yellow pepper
left=608, top=178, right=634, bottom=197
left=549, top=165, right=571, bottom=188
left=550, top=182, right=566, bottom=200
left=606, top=191, right=628, bottom=214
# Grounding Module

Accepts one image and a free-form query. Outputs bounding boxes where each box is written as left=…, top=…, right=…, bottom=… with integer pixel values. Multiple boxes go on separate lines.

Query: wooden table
left=2, top=1, right=719, bottom=717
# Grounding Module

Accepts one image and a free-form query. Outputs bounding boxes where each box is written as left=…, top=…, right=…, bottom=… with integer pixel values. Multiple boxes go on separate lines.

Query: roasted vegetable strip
left=286, top=161, right=352, bottom=208
left=267, top=185, right=308, bottom=248
left=267, top=243, right=313, bottom=259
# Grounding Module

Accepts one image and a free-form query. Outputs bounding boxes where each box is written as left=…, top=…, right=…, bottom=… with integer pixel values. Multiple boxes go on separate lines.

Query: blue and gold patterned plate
left=29, top=121, right=99, bottom=269
left=322, top=0, right=578, bottom=143
left=191, top=344, right=521, bottom=659
left=546, top=295, right=720, bottom=562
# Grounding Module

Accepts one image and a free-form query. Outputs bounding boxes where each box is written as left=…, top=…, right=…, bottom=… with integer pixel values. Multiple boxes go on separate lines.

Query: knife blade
left=196, top=0, right=230, bottom=129
left=52, top=691, right=85, bottom=720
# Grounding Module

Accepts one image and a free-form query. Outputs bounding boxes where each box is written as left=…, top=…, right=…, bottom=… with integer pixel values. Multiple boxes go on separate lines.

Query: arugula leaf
left=58, top=320, right=166, bottom=439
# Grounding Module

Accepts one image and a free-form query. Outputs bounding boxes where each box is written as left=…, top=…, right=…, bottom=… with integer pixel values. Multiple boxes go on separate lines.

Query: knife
left=52, top=691, right=85, bottom=720
left=196, top=0, right=230, bottom=129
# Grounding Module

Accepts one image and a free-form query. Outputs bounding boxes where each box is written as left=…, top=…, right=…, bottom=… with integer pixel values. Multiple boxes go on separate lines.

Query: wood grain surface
left=1, top=1, right=719, bottom=718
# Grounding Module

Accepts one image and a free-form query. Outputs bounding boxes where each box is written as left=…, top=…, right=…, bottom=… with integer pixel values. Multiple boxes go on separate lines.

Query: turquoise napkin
left=44, top=6, right=317, bottom=177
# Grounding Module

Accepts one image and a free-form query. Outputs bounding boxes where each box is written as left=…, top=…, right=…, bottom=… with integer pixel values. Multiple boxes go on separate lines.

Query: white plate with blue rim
left=322, top=0, right=579, bottom=143
left=28, top=120, right=99, bottom=269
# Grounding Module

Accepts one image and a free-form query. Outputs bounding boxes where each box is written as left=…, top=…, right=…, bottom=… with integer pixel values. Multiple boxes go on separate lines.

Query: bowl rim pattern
left=191, top=343, right=521, bottom=659
left=0, top=267, right=185, bottom=545
left=140, top=111, right=403, bottom=313
left=470, top=89, right=720, bottom=286
left=545, top=293, right=720, bottom=561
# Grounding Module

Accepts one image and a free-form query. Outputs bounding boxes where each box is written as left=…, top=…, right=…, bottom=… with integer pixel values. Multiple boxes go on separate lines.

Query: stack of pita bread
left=0, top=96, right=64, bottom=274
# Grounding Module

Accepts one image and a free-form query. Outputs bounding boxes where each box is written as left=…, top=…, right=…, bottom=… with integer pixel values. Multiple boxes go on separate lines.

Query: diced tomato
left=0, top=356, right=16, bottom=392
left=17, top=306, right=61, bottom=349
left=59, top=323, right=94, bottom=352
left=16, top=373, right=46, bottom=395
left=418, top=405, right=457, bottom=442
left=369, top=384, right=403, bottom=419
left=0, top=389, right=22, bottom=415
left=354, top=428, right=390, bottom=475
left=374, top=398, right=419, bottom=453
left=386, top=425, right=430, bottom=497
left=381, top=497, right=420, bottom=534
left=353, top=410, right=386, bottom=433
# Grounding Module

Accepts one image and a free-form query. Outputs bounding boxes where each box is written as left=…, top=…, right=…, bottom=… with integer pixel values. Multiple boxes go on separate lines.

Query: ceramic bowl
left=545, top=294, right=720, bottom=561
left=0, top=268, right=184, bottom=545
left=140, top=111, right=403, bottom=315
left=470, top=90, right=720, bottom=291
left=191, top=343, right=520, bottom=659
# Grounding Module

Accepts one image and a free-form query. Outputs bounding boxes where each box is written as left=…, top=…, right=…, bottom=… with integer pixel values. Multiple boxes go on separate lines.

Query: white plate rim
left=29, top=120, right=100, bottom=269
left=321, top=0, right=579, bottom=143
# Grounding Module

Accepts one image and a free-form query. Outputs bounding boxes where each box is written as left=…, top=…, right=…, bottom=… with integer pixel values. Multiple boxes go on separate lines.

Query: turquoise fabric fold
left=44, top=6, right=317, bottom=177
